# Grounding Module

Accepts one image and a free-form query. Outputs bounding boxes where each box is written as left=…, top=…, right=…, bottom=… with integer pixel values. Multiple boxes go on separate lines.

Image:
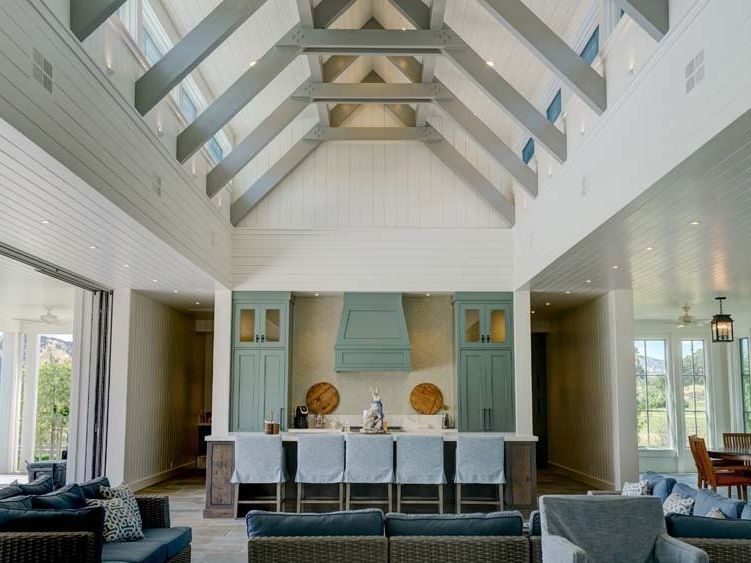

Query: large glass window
left=682, top=339, right=708, bottom=443
left=207, top=137, right=224, bottom=163
left=141, top=28, right=163, bottom=66
left=179, top=88, right=198, bottom=122
left=522, top=138, right=535, bottom=164
left=635, top=339, right=669, bottom=448
left=546, top=90, right=562, bottom=123
left=34, top=334, right=73, bottom=461
left=580, top=26, right=600, bottom=65
left=740, top=337, right=751, bottom=430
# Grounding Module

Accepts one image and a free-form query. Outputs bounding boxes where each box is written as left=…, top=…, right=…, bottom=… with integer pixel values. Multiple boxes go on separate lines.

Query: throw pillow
left=663, top=492, right=694, bottom=516
left=31, top=484, right=86, bottom=510
left=99, top=484, right=143, bottom=538
left=622, top=481, right=650, bottom=496
left=79, top=476, right=111, bottom=500
left=13, top=475, right=54, bottom=495
left=85, top=497, right=142, bottom=542
left=707, top=507, right=727, bottom=519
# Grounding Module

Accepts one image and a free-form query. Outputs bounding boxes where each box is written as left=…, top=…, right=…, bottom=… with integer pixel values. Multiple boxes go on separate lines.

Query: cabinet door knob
left=261, top=334, right=266, bottom=343
left=254, top=334, right=259, bottom=342
left=481, top=335, right=486, bottom=343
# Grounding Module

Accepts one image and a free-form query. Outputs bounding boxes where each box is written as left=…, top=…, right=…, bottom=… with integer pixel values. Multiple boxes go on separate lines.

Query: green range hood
left=334, top=293, right=411, bottom=372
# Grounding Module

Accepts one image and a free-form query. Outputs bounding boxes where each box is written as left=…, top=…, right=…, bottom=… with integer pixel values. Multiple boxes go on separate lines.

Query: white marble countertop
left=206, top=430, right=538, bottom=442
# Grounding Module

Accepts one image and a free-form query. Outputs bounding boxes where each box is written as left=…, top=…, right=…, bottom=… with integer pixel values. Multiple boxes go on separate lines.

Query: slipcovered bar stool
left=455, top=434, right=505, bottom=513
left=296, top=434, right=345, bottom=512
left=395, top=434, right=446, bottom=513
left=344, top=433, right=394, bottom=511
left=230, top=434, right=287, bottom=515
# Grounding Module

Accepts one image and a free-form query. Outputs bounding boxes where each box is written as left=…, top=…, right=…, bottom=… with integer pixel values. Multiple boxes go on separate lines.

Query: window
left=207, top=137, right=224, bottom=163
left=740, top=338, right=751, bottom=430
left=522, top=138, right=535, bottom=164
left=141, top=28, right=163, bottom=66
left=179, top=88, right=198, bottom=122
left=682, top=339, right=708, bottom=443
left=580, top=26, right=600, bottom=65
left=635, top=339, right=670, bottom=448
left=546, top=89, right=562, bottom=123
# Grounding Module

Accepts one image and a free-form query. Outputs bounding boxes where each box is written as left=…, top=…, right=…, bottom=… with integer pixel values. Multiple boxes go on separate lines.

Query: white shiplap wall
left=125, top=292, right=203, bottom=489
left=546, top=294, right=616, bottom=489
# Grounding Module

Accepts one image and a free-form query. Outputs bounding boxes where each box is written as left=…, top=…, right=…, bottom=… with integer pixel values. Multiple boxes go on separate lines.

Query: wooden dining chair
left=724, top=433, right=751, bottom=468
left=689, top=435, right=751, bottom=500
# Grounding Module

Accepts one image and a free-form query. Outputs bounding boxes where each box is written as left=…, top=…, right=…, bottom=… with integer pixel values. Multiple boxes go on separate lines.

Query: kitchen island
left=204, top=431, right=537, bottom=518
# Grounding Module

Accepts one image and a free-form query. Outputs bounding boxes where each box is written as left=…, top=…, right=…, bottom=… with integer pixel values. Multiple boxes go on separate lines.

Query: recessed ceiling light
left=690, top=220, right=700, bottom=225
left=426, top=293, right=431, bottom=297
left=314, top=293, right=320, bottom=297
left=486, top=60, right=495, bottom=67
left=565, top=291, right=571, bottom=294
left=123, top=264, right=129, bottom=268
left=401, top=26, right=406, bottom=31
left=585, top=279, right=592, bottom=283
left=531, top=310, right=536, bottom=314
left=89, top=245, right=97, bottom=250
left=646, top=246, right=654, bottom=251
left=612, top=265, right=619, bottom=269
left=173, top=289, right=179, bottom=294
left=152, top=279, right=158, bottom=283
left=41, top=220, right=50, bottom=225
left=195, top=301, right=200, bottom=305
left=249, top=60, right=257, bottom=67
left=545, top=302, right=551, bottom=306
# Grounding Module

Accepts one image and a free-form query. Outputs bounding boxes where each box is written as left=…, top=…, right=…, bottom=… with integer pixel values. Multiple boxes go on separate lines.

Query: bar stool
left=455, top=434, right=505, bottom=513
left=395, top=434, right=445, bottom=513
left=344, top=434, right=394, bottom=511
left=230, top=434, right=287, bottom=516
left=296, top=434, right=345, bottom=512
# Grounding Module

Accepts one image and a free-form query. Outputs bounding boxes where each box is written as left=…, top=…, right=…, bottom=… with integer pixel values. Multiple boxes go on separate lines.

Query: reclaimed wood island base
left=204, top=431, right=537, bottom=518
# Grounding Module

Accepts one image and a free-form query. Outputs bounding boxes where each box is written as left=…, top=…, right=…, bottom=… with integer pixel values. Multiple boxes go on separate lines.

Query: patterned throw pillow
left=622, top=480, right=650, bottom=496
left=706, top=507, right=727, bottom=519
left=85, top=497, right=143, bottom=542
left=663, top=492, right=694, bottom=516
left=99, top=484, right=143, bottom=538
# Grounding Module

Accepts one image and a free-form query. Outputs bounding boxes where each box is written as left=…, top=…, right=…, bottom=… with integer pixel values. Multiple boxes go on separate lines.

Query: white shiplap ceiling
left=529, top=106, right=751, bottom=322
left=157, top=0, right=597, bottom=206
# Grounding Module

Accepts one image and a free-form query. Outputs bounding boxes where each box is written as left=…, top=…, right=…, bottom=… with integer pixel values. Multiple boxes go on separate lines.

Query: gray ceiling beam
left=206, top=95, right=310, bottom=197
left=278, top=29, right=457, bottom=55
left=423, top=125, right=515, bottom=226
left=70, top=0, right=126, bottom=41
left=416, top=0, right=446, bottom=125
left=477, top=0, right=607, bottom=114
left=135, top=0, right=267, bottom=116
left=388, top=0, right=566, bottom=163
left=294, top=82, right=444, bottom=103
left=176, top=44, right=301, bottom=163
left=230, top=125, right=322, bottom=225
left=329, top=71, right=416, bottom=127
left=616, top=0, right=669, bottom=41
left=312, top=127, right=441, bottom=142
left=313, top=0, right=357, bottom=29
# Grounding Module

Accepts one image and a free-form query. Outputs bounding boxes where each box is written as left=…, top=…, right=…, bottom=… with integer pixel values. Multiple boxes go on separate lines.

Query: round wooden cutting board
left=410, top=383, right=444, bottom=415
left=306, top=382, right=340, bottom=415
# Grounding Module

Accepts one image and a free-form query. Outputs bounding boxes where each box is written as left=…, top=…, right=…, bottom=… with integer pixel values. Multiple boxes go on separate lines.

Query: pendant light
left=710, top=297, right=734, bottom=343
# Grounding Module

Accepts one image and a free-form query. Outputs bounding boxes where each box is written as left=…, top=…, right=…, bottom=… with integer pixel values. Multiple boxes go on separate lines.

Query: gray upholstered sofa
left=246, top=509, right=531, bottom=563
left=0, top=476, right=191, bottom=563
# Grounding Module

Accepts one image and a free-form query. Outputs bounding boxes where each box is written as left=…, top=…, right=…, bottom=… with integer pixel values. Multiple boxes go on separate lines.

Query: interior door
left=488, top=350, right=515, bottom=431
left=231, top=349, right=261, bottom=431
left=459, top=349, right=489, bottom=431
left=259, top=304, right=286, bottom=348
left=261, top=349, right=286, bottom=430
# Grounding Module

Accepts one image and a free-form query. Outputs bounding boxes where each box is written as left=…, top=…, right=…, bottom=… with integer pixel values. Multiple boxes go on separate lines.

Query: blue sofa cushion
left=31, top=484, right=86, bottom=510
left=13, top=475, right=54, bottom=495
left=102, top=540, right=167, bottom=563
left=0, top=496, right=32, bottom=510
left=143, top=527, right=192, bottom=558
left=672, top=483, right=698, bottom=501
left=0, top=485, right=24, bottom=500
left=667, top=513, right=751, bottom=539
left=79, top=476, right=111, bottom=500
left=640, top=472, right=677, bottom=502
left=742, top=504, right=751, bottom=520
left=385, top=511, right=524, bottom=537
left=529, top=510, right=541, bottom=536
left=693, top=488, right=745, bottom=519
left=247, top=509, right=383, bottom=538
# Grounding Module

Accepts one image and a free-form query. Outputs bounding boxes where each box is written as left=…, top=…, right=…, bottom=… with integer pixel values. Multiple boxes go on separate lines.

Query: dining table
left=708, top=447, right=751, bottom=462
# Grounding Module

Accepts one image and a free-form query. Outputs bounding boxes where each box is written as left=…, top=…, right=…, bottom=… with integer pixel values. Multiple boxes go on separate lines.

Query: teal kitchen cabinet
left=458, top=349, right=515, bottom=432
left=454, top=293, right=515, bottom=432
left=230, top=292, right=292, bottom=431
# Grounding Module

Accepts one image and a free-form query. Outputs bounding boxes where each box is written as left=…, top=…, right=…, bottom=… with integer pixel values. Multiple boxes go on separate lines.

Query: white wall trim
left=128, top=461, right=195, bottom=492
left=548, top=461, right=615, bottom=491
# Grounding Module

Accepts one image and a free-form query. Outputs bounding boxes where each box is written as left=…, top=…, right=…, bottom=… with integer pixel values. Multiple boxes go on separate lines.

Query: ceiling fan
left=674, top=304, right=711, bottom=329
left=12, top=307, right=68, bottom=326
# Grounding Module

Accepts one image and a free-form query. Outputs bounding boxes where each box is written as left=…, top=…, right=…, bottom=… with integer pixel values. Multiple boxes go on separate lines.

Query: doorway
left=531, top=332, right=548, bottom=468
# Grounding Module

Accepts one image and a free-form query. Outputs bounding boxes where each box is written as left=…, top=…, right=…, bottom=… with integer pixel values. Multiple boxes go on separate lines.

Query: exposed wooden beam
left=70, top=0, right=126, bottom=41
left=388, top=0, right=567, bottom=163
left=477, top=0, right=607, bottom=114
left=135, top=0, right=267, bottom=116
left=616, top=0, right=669, bottom=41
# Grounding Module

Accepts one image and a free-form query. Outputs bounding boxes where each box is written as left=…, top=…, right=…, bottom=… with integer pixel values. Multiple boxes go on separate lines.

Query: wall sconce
left=106, top=60, right=114, bottom=76
left=157, top=123, right=164, bottom=137
left=628, top=61, right=636, bottom=74
left=191, top=161, right=197, bottom=178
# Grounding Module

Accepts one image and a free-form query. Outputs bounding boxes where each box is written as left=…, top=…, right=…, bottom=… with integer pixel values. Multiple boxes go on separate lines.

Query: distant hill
left=39, top=335, right=73, bottom=361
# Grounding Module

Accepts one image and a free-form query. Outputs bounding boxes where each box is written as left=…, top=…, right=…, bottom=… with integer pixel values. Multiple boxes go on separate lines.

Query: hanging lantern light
left=710, top=297, right=734, bottom=343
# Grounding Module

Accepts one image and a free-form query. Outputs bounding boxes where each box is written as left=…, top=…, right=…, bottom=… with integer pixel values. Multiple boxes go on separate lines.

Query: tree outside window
left=34, top=335, right=72, bottom=461
left=740, top=338, right=750, bottom=430
left=682, top=339, right=708, bottom=444
left=635, top=339, right=670, bottom=448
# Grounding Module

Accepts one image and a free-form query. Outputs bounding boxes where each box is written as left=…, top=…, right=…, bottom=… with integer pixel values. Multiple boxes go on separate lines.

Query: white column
left=106, top=289, right=131, bottom=485
left=607, top=290, right=639, bottom=485
left=514, top=288, right=534, bottom=436
left=0, top=333, right=19, bottom=472
left=19, top=333, right=40, bottom=467
left=67, top=289, right=92, bottom=483
left=212, top=288, right=232, bottom=436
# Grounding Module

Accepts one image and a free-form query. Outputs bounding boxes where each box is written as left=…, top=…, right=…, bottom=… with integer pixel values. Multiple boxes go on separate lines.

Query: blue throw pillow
left=247, top=509, right=384, bottom=538
left=78, top=476, right=111, bottom=500
left=694, top=489, right=745, bottom=519
left=672, top=483, right=698, bottom=500
left=31, top=484, right=86, bottom=510
left=385, top=512, right=523, bottom=537
left=14, top=475, right=53, bottom=495
left=667, top=513, right=751, bottom=539
left=0, top=496, right=32, bottom=510
left=529, top=510, right=541, bottom=536
left=640, top=473, right=677, bottom=503
left=0, top=486, right=24, bottom=500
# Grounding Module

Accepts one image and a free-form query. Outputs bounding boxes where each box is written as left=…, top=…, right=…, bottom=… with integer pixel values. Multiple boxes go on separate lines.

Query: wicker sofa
left=0, top=477, right=191, bottom=563
left=246, top=509, right=532, bottom=563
